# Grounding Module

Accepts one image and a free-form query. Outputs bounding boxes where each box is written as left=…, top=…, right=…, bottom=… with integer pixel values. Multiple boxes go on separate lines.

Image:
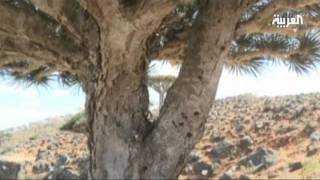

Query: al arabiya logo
left=272, top=14, right=303, bottom=28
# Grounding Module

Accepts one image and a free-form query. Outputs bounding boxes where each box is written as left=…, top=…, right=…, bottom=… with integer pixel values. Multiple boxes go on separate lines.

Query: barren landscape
left=1, top=93, right=320, bottom=179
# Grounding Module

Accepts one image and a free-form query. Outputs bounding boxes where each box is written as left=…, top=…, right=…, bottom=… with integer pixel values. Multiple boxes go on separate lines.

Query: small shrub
left=60, top=112, right=87, bottom=131
left=0, top=147, right=12, bottom=155
left=0, top=132, right=12, bottom=139
left=29, top=135, right=38, bottom=141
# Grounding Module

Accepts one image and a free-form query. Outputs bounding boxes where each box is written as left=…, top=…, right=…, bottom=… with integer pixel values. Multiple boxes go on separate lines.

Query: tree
left=148, top=74, right=176, bottom=107
left=1, top=0, right=320, bottom=178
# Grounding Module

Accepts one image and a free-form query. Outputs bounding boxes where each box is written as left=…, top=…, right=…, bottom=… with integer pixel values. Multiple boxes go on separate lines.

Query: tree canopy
left=1, top=0, right=320, bottom=87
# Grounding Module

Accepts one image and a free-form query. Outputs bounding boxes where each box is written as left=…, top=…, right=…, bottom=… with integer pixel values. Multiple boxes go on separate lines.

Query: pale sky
left=0, top=79, right=85, bottom=131
left=1, top=61, right=320, bottom=131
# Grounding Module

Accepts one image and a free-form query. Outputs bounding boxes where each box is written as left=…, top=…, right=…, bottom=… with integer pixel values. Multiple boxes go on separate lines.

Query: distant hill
left=1, top=93, right=320, bottom=179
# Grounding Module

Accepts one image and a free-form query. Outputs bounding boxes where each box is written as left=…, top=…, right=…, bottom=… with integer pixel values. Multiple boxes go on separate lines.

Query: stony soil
left=1, top=93, right=320, bottom=179
left=182, top=93, right=320, bottom=179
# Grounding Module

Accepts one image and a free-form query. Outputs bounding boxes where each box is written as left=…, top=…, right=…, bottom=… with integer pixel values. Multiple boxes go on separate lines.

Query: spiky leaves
left=226, top=30, right=320, bottom=76
left=0, top=60, right=79, bottom=88
left=0, top=0, right=99, bottom=88
left=225, top=0, right=320, bottom=76
left=148, top=75, right=176, bottom=92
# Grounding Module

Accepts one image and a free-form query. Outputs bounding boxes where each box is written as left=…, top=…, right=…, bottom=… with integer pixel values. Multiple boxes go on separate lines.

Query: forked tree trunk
left=0, top=0, right=251, bottom=178
left=84, top=1, right=176, bottom=178
left=86, top=1, right=250, bottom=179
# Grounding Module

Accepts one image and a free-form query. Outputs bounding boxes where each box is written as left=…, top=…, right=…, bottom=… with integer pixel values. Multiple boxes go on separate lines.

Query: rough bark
left=84, top=1, right=179, bottom=178
left=139, top=1, right=251, bottom=178
left=86, top=55, right=150, bottom=178
left=86, top=0, right=251, bottom=178
left=0, top=0, right=251, bottom=179
left=3, top=1, right=319, bottom=178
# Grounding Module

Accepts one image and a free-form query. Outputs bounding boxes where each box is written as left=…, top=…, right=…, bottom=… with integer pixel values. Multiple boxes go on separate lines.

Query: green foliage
left=226, top=57, right=266, bottom=77
left=148, top=75, right=176, bottom=84
left=148, top=74, right=176, bottom=93
left=29, top=135, right=38, bottom=141
left=227, top=30, right=320, bottom=76
left=60, top=112, right=87, bottom=131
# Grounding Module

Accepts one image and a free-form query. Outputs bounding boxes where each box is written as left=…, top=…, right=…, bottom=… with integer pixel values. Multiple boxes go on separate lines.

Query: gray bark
left=141, top=1, right=250, bottom=178
left=0, top=0, right=252, bottom=179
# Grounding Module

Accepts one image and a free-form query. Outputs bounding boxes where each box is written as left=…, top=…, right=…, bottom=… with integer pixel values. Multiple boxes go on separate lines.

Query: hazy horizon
left=1, top=61, right=320, bottom=131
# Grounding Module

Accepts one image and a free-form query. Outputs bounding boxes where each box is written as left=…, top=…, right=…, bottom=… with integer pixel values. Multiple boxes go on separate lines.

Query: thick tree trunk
left=0, top=0, right=248, bottom=178
left=0, top=0, right=251, bottom=179
left=82, top=0, right=251, bottom=179
left=86, top=62, right=150, bottom=178
left=85, top=24, right=152, bottom=178
left=84, top=1, right=177, bottom=178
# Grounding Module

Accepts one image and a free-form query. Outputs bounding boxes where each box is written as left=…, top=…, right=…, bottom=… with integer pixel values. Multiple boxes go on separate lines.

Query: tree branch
left=237, top=0, right=319, bottom=36
left=0, top=0, right=97, bottom=82
left=142, top=0, right=254, bottom=178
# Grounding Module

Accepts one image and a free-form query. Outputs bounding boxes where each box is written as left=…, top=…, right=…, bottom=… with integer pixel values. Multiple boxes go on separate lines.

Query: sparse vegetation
left=0, top=132, right=12, bottom=140
left=0, top=147, right=12, bottom=155
left=1, top=93, right=320, bottom=179
left=29, top=135, right=38, bottom=141
left=60, top=112, right=87, bottom=132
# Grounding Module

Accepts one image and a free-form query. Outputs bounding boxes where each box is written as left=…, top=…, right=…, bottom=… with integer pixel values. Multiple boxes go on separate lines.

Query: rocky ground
left=0, top=118, right=88, bottom=179
left=1, top=93, right=320, bottom=179
left=181, top=93, right=320, bottom=179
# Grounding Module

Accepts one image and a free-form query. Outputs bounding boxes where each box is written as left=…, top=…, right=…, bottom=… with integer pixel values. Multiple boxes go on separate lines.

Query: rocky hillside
left=0, top=117, right=88, bottom=179
left=182, top=93, right=320, bottom=179
left=1, top=93, right=320, bottom=179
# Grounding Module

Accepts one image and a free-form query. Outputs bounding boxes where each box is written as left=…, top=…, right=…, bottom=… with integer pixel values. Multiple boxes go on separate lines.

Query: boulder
left=0, top=160, right=21, bottom=179
left=239, top=148, right=276, bottom=171
left=303, top=124, right=316, bottom=136
left=219, top=166, right=236, bottom=180
left=189, top=150, right=200, bottom=163
left=192, top=161, right=216, bottom=177
left=55, top=154, right=70, bottom=168
left=42, top=168, right=79, bottom=180
left=289, top=162, right=303, bottom=172
left=32, top=160, right=51, bottom=174
left=238, top=136, right=253, bottom=151
left=36, top=150, right=50, bottom=161
left=207, top=140, right=234, bottom=160
left=310, top=131, right=320, bottom=143
left=219, top=173, right=232, bottom=180
left=239, top=175, right=250, bottom=180
left=306, top=143, right=320, bottom=157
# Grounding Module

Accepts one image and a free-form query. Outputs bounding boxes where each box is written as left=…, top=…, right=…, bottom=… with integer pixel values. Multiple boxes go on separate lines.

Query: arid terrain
left=1, top=93, right=320, bottom=179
